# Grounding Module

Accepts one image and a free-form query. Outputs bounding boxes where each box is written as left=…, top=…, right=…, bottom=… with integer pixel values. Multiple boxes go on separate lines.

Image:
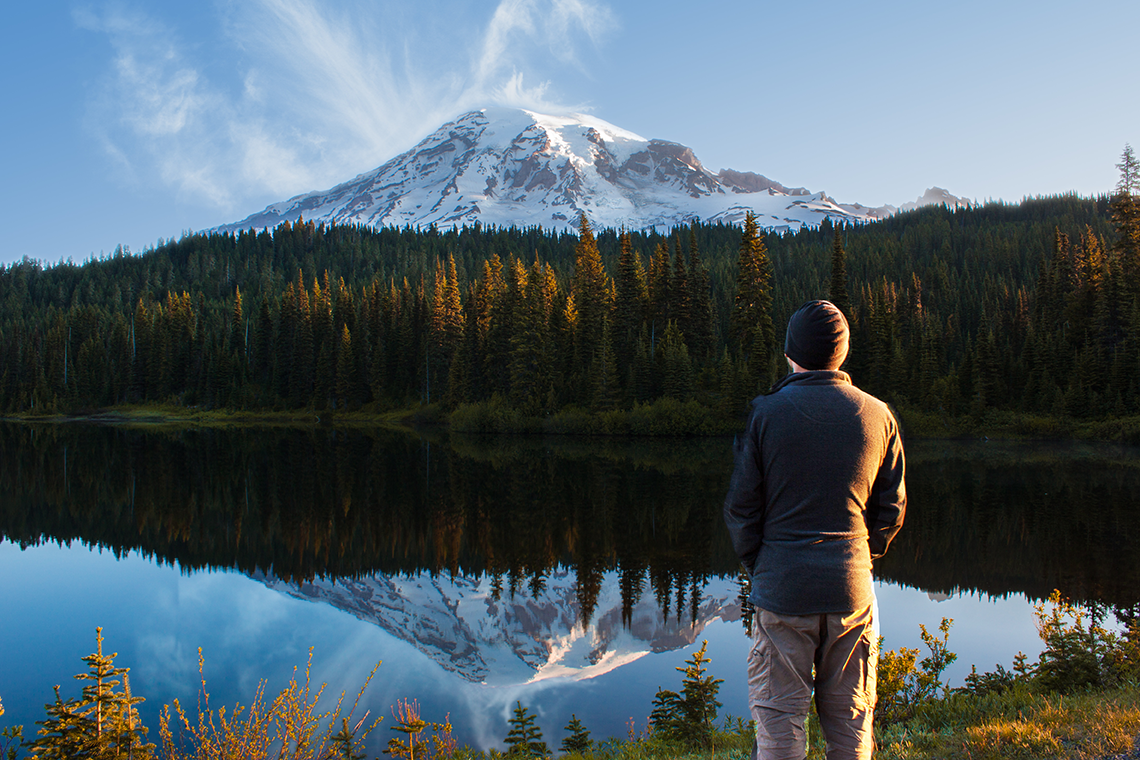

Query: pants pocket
left=748, top=627, right=772, bottom=703
left=857, top=626, right=878, bottom=710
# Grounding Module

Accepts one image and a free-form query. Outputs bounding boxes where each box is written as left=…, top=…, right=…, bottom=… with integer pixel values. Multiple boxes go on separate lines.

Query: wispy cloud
left=76, top=0, right=618, bottom=215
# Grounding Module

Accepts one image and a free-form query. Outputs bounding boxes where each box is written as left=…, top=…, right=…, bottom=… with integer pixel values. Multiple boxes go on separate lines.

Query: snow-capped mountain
left=254, top=569, right=741, bottom=685
left=216, top=107, right=966, bottom=236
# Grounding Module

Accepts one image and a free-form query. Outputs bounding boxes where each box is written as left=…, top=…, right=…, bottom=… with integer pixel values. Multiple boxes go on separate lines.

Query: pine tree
left=686, top=221, right=715, bottom=363
left=731, top=212, right=776, bottom=390
left=313, top=275, right=335, bottom=405
left=1111, top=144, right=1140, bottom=301
left=676, top=640, right=723, bottom=748
left=503, top=702, right=547, bottom=758
left=230, top=286, right=245, bottom=360
left=590, top=317, right=621, bottom=411
left=659, top=321, right=693, bottom=400
left=829, top=228, right=852, bottom=320
left=560, top=715, right=592, bottom=755
left=510, top=259, right=552, bottom=414
left=429, top=254, right=465, bottom=402
left=485, top=254, right=518, bottom=397
left=613, top=230, right=648, bottom=382
left=671, top=236, right=691, bottom=345
left=571, top=216, right=611, bottom=386
left=648, top=640, right=723, bottom=749
left=29, top=628, right=153, bottom=760
left=648, top=686, right=683, bottom=741
left=647, top=242, right=672, bottom=345
left=335, top=324, right=355, bottom=407
left=291, top=272, right=315, bottom=405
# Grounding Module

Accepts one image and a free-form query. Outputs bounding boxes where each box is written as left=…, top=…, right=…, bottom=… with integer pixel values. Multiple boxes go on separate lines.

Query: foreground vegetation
left=2, top=593, right=1137, bottom=759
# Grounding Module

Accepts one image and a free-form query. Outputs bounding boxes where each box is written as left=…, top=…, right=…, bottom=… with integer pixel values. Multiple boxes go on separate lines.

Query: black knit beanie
left=784, top=300, right=849, bottom=370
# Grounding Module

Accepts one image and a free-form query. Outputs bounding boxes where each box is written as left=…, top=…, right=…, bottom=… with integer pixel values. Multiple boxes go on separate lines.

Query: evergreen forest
left=2, top=150, right=1140, bottom=429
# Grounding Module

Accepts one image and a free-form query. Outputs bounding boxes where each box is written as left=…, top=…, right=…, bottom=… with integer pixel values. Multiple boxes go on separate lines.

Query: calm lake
left=1, top=423, right=1138, bottom=752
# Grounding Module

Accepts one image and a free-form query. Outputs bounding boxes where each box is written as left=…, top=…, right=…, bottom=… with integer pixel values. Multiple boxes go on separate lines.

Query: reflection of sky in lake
left=1, top=540, right=1044, bottom=753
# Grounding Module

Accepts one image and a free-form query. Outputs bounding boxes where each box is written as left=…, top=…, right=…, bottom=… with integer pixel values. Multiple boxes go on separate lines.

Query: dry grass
left=876, top=686, right=1140, bottom=760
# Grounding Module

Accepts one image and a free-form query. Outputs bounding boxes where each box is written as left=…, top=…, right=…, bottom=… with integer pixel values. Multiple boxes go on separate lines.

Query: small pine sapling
left=559, top=714, right=591, bottom=755
left=503, top=702, right=547, bottom=758
left=677, top=640, right=723, bottom=748
left=648, top=689, right=683, bottom=742
left=332, top=717, right=368, bottom=760
left=29, top=627, right=153, bottom=760
left=649, top=640, right=724, bottom=749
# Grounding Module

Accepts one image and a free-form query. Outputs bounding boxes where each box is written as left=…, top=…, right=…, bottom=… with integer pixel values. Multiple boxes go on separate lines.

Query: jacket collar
left=766, top=369, right=852, bottom=395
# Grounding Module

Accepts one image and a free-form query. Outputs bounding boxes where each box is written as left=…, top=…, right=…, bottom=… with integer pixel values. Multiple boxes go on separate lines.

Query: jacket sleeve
left=866, top=413, right=906, bottom=559
left=723, top=413, right=766, bottom=573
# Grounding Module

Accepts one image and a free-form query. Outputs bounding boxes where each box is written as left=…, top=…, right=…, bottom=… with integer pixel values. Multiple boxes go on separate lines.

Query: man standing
left=724, top=300, right=906, bottom=760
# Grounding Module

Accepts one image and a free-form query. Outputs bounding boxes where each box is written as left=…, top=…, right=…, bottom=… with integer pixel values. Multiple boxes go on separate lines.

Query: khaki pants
left=748, top=601, right=878, bottom=760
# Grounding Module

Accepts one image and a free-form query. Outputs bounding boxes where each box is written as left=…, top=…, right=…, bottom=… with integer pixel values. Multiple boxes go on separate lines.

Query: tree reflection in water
left=1, top=425, right=1137, bottom=625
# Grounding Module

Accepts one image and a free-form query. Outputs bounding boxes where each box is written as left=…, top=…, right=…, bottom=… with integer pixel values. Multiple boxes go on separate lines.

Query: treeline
left=1, top=173, right=1137, bottom=421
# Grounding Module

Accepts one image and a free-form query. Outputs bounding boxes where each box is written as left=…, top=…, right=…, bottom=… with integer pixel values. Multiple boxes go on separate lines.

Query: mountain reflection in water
left=3, top=423, right=1139, bottom=749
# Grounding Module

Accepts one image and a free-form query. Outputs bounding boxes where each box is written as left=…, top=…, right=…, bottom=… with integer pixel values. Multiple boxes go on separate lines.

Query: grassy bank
left=899, top=407, right=1140, bottom=444
left=0, top=402, right=447, bottom=431
left=875, top=685, right=1140, bottom=760
left=10, top=398, right=1140, bottom=446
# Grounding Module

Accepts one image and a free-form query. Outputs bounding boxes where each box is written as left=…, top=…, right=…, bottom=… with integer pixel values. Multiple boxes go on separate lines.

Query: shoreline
left=6, top=402, right=1140, bottom=445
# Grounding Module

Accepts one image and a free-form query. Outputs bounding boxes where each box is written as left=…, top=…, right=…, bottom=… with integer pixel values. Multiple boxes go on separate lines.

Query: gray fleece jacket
left=723, top=370, right=906, bottom=616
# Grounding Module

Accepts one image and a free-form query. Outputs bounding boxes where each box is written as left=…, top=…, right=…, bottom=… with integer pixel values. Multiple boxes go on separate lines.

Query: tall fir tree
left=1111, top=144, right=1140, bottom=302
left=335, top=324, right=355, bottom=407
left=613, top=230, right=648, bottom=382
left=686, top=221, right=715, bottom=363
left=671, top=236, right=692, bottom=346
left=829, top=228, right=852, bottom=320
left=571, top=216, right=611, bottom=397
left=648, top=241, right=672, bottom=348
left=731, top=212, right=775, bottom=391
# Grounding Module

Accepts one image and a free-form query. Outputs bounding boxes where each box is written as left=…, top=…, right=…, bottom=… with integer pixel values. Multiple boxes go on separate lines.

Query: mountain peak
left=215, top=107, right=934, bottom=235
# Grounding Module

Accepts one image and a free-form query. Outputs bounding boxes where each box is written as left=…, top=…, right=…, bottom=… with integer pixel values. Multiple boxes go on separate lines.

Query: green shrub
left=450, top=397, right=537, bottom=434
left=1033, top=591, right=1110, bottom=693
left=876, top=617, right=957, bottom=726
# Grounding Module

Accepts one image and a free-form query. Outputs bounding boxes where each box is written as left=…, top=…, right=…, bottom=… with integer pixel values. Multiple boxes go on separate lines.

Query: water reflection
left=1, top=423, right=1139, bottom=749
left=879, top=440, right=1140, bottom=608
left=2, top=424, right=1137, bottom=609
left=253, top=569, right=739, bottom=685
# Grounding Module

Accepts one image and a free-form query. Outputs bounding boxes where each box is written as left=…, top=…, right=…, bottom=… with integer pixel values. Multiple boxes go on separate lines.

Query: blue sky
left=4, top=0, right=1138, bottom=266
